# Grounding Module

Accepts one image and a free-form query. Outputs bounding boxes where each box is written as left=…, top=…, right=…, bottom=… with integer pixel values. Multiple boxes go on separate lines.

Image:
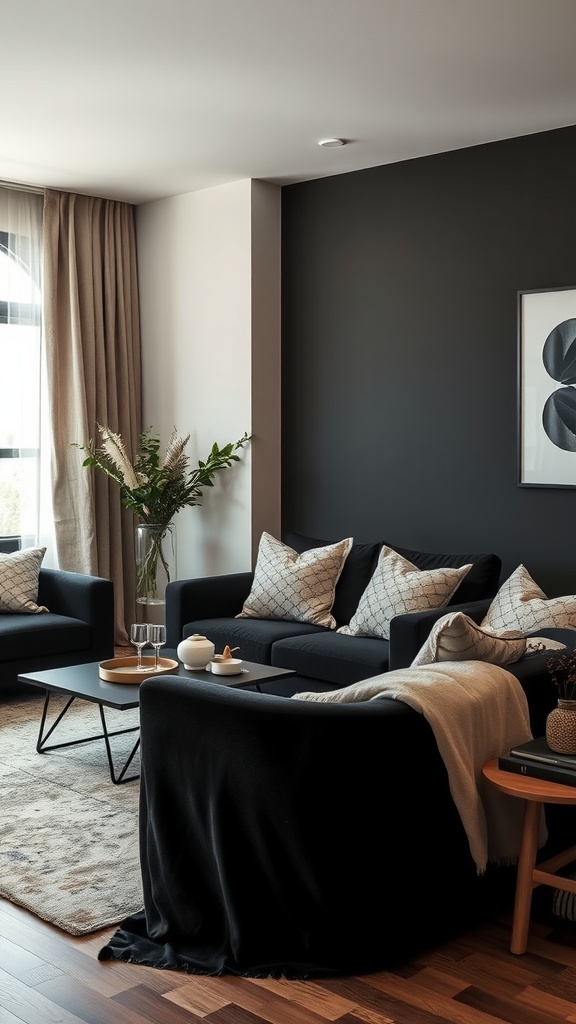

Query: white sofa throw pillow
left=337, top=545, right=472, bottom=641
left=236, top=531, right=353, bottom=629
left=411, top=611, right=526, bottom=667
left=481, top=564, right=576, bottom=633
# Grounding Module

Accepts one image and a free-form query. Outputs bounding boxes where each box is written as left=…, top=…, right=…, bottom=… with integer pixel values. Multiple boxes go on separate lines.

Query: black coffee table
left=18, top=652, right=295, bottom=785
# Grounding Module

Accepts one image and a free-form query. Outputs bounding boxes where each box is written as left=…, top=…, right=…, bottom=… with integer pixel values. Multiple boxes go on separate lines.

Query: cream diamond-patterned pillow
left=337, top=546, right=472, bottom=640
left=411, top=611, right=526, bottom=667
left=236, top=532, right=353, bottom=628
left=0, top=547, right=48, bottom=613
left=481, top=564, right=576, bottom=632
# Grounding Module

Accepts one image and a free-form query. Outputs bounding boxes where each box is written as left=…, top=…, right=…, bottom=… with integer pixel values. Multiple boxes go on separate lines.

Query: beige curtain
left=42, top=189, right=142, bottom=644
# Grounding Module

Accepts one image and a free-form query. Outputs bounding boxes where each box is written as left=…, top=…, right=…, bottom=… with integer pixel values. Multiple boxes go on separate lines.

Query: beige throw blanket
left=293, top=661, right=547, bottom=873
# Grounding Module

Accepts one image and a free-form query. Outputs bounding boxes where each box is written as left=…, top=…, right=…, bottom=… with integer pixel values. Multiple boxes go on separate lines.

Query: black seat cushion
left=0, top=613, right=90, bottom=661
left=271, top=630, right=390, bottom=686
left=182, top=617, right=326, bottom=666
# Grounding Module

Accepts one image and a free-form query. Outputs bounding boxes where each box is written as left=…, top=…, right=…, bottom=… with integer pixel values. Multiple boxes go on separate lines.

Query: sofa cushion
left=411, top=611, right=527, bottom=667
left=0, top=613, right=90, bottom=660
left=389, top=544, right=502, bottom=605
left=0, top=546, right=48, bottom=614
left=271, top=631, right=390, bottom=687
left=183, top=616, right=327, bottom=667
left=337, top=546, right=472, bottom=641
left=237, top=532, right=352, bottom=628
left=283, top=532, right=382, bottom=626
left=481, top=564, right=576, bottom=633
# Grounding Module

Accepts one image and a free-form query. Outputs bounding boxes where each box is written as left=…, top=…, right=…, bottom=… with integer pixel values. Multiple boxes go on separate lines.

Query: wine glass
left=148, top=624, right=166, bottom=670
left=130, top=622, right=149, bottom=671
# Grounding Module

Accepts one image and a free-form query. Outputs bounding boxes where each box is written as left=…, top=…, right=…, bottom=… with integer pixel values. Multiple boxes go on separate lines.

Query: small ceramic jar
left=177, top=633, right=215, bottom=670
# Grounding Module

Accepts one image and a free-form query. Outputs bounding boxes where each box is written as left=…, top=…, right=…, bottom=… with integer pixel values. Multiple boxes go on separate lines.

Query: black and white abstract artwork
left=519, top=286, right=576, bottom=487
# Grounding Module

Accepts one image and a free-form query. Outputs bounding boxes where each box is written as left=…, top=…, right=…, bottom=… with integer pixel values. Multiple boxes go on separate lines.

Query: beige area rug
left=0, top=690, right=142, bottom=935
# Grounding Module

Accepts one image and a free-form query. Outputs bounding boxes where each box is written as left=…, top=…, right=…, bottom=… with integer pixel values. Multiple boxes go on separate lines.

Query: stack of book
left=498, top=737, right=576, bottom=786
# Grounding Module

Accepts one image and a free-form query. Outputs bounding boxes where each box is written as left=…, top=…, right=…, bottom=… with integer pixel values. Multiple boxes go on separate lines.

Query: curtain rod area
left=0, top=179, right=44, bottom=195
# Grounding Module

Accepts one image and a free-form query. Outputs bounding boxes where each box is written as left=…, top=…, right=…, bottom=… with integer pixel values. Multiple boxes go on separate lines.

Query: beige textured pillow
left=236, top=531, right=353, bottom=628
left=0, top=547, right=48, bottom=613
left=411, top=611, right=526, bottom=667
left=337, top=546, right=472, bottom=641
left=481, top=564, right=576, bottom=633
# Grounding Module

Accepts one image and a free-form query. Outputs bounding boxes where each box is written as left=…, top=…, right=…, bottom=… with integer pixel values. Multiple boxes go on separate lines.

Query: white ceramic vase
left=177, top=633, right=215, bottom=670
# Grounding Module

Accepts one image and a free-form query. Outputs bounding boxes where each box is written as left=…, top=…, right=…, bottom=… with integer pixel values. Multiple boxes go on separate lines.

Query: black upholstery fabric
left=99, top=676, right=520, bottom=977
left=182, top=617, right=326, bottom=666
left=0, top=568, right=114, bottom=693
left=271, top=631, right=390, bottom=685
left=0, top=614, right=89, bottom=660
left=165, top=573, right=254, bottom=648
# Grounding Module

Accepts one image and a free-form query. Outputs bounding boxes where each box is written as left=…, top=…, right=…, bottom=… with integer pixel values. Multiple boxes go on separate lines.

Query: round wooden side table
left=482, top=758, right=576, bottom=954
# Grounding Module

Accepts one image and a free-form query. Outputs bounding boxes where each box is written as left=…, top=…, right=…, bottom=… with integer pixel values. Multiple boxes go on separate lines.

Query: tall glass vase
left=135, top=524, right=176, bottom=611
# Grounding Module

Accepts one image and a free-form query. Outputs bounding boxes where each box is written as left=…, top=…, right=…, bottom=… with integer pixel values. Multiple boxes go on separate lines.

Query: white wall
left=136, top=178, right=280, bottom=581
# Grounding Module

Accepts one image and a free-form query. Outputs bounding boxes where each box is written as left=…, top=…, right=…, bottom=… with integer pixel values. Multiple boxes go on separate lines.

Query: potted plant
left=76, top=426, right=250, bottom=605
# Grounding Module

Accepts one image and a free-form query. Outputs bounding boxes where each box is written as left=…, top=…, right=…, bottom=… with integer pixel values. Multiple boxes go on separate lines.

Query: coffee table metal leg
left=35, top=689, right=140, bottom=784
left=98, top=704, right=141, bottom=785
left=36, top=691, right=76, bottom=752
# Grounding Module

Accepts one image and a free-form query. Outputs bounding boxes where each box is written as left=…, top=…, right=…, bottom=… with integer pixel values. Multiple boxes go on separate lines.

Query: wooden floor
left=2, top=895, right=576, bottom=1023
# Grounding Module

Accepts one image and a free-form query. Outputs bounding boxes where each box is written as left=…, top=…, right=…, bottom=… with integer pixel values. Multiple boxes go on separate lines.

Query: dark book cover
left=508, top=736, right=576, bottom=770
left=498, top=753, right=576, bottom=787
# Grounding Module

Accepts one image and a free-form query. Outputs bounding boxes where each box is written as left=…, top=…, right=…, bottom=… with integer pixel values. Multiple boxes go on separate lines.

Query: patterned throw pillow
left=411, top=611, right=526, bottom=667
left=236, top=531, right=353, bottom=628
left=0, top=547, right=48, bottom=613
left=337, top=546, right=472, bottom=641
left=481, top=564, right=576, bottom=633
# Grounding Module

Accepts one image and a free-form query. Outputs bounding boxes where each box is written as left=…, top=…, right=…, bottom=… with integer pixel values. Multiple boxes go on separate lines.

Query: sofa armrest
left=388, top=599, right=492, bottom=671
left=37, top=568, right=114, bottom=660
left=165, top=572, right=254, bottom=648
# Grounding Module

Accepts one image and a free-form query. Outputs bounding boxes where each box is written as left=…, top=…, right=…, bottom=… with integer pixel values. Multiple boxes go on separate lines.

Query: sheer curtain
left=43, top=189, right=142, bottom=643
left=0, top=186, right=55, bottom=563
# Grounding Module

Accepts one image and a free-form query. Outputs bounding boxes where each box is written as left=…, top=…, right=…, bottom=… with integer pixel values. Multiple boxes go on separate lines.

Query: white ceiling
left=3, top=0, right=576, bottom=206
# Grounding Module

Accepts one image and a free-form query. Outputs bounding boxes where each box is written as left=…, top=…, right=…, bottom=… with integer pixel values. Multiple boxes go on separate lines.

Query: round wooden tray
left=99, top=656, right=179, bottom=684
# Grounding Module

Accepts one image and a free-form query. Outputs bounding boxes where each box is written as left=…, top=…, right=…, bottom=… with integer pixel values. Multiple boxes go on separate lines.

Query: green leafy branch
left=74, top=426, right=251, bottom=527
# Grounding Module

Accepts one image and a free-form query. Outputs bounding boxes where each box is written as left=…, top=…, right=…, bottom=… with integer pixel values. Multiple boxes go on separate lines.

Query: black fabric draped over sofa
left=98, top=671, right=576, bottom=978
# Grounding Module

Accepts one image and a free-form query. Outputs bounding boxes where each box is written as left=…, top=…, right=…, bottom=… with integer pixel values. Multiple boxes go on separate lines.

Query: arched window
left=0, top=193, right=51, bottom=556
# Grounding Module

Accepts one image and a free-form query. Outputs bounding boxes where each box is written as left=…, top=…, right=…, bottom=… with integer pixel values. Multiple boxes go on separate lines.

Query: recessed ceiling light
left=318, top=138, right=346, bottom=148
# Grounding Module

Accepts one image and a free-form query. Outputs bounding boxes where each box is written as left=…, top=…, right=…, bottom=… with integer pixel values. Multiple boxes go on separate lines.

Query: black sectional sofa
left=166, top=532, right=506, bottom=694
left=165, top=529, right=576, bottom=722
left=109, top=534, right=576, bottom=977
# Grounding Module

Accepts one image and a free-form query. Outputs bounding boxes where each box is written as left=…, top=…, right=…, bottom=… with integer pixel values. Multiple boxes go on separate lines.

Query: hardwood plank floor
left=1, top=896, right=576, bottom=1023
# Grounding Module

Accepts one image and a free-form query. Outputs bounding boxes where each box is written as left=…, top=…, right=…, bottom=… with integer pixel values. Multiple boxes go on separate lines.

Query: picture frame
left=518, top=285, right=576, bottom=487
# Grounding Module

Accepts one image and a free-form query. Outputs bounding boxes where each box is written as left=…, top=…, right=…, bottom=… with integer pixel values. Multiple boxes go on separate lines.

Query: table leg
left=98, top=704, right=141, bottom=785
left=36, top=691, right=76, bottom=752
left=510, top=799, right=542, bottom=954
left=35, top=689, right=140, bottom=784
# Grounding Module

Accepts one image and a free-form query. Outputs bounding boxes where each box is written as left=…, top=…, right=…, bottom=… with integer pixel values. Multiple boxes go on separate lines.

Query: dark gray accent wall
left=281, top=125, right=576, bottom=597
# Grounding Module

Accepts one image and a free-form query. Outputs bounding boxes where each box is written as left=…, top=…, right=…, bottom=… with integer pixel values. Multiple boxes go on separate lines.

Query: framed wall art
left=518, top=285, right=576, bottom=487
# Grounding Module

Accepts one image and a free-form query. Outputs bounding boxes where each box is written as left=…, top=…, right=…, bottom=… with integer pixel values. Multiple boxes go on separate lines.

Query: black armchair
left=0, top=567, right=114, bottom=694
